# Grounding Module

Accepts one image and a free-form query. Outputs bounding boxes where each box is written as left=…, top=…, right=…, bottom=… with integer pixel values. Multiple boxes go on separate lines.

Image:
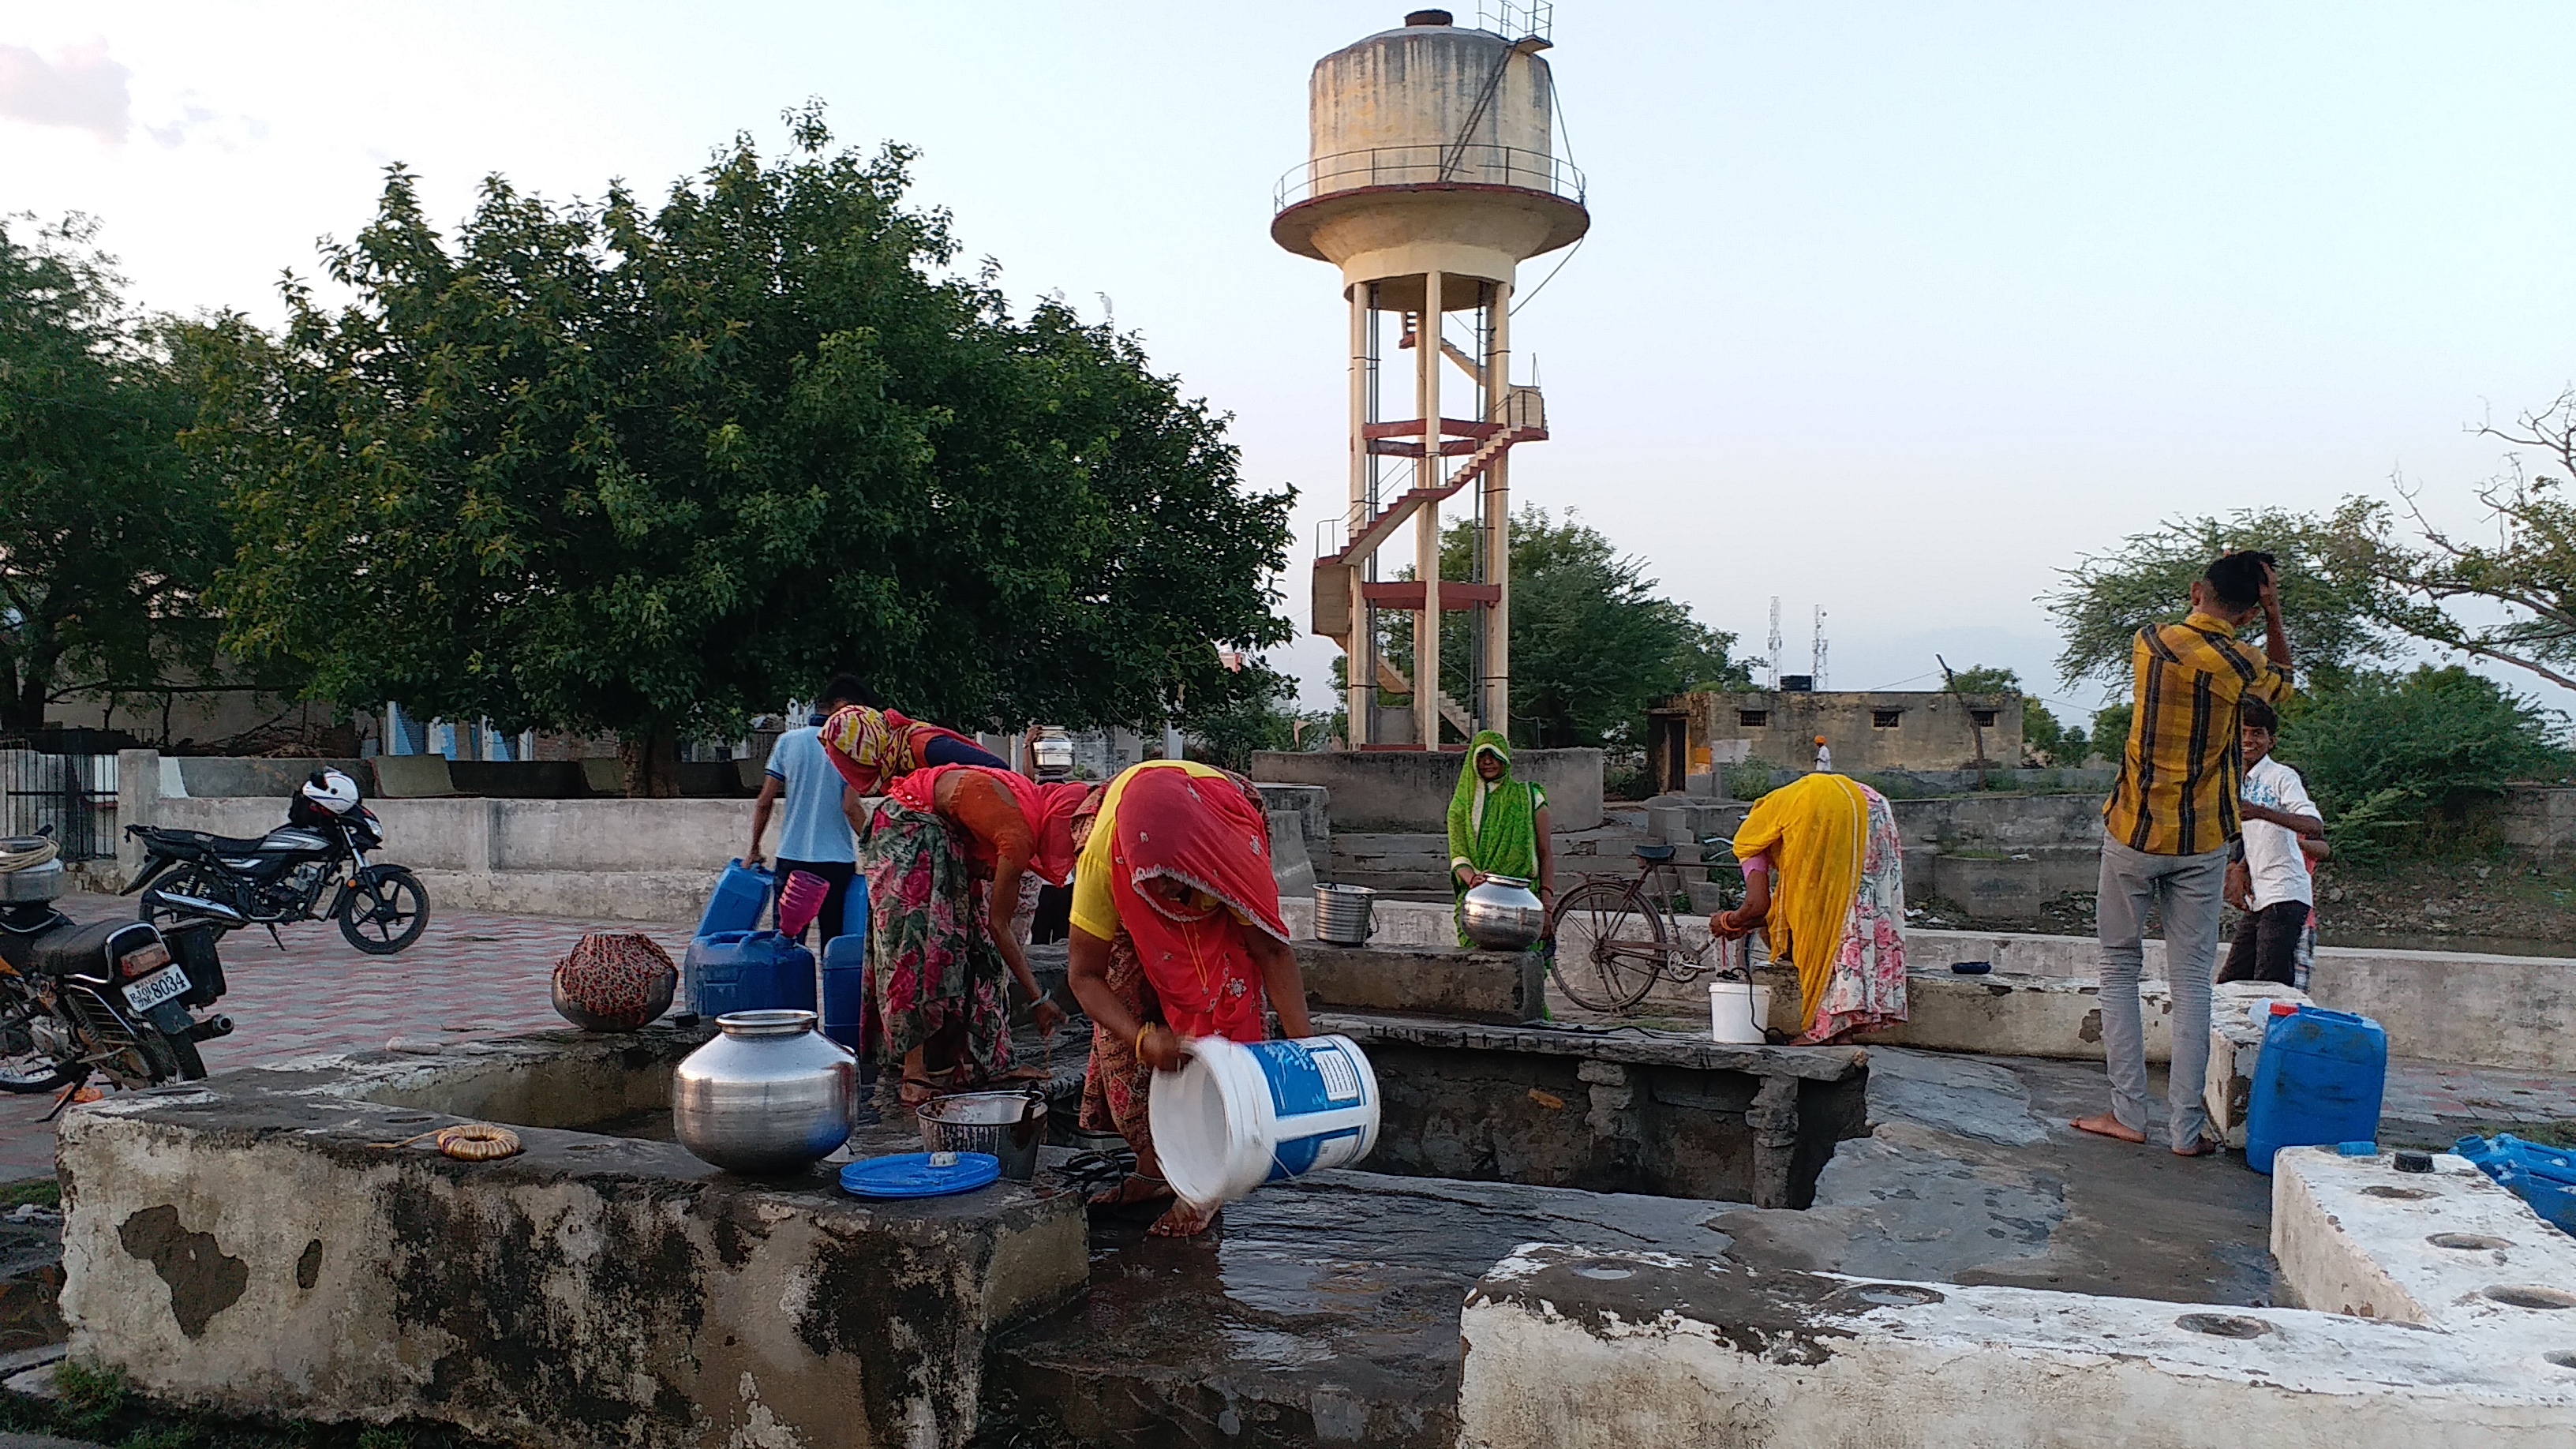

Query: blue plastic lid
left=2337, top=1140, right=2379, bottom=1156
left=840, top=1151, right=1002, bottom=1199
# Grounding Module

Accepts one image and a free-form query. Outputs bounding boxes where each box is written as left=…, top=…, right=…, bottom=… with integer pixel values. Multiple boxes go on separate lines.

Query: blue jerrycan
left=2245, top=1005, right=2387, bottom=1174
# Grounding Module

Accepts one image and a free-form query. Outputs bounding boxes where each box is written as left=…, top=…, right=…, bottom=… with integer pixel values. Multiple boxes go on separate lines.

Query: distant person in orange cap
left=1812, top=735, right=1832, bottom=773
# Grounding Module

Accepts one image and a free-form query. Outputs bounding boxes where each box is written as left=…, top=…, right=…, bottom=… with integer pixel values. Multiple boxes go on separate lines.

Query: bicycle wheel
left=1546, top=881, right=1668, bottom=1013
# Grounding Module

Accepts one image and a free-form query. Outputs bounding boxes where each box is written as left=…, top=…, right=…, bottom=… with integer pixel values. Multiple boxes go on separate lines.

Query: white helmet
left=301, top=768, right=361, bottom=815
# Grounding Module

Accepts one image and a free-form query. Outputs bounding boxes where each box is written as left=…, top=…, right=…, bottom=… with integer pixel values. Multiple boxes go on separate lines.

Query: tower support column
left=1413, top=270, right=1444, bottom=751
left=1346, top=282, right=1372, bottom=747
left=1481, top=279, right=1513, bottom=734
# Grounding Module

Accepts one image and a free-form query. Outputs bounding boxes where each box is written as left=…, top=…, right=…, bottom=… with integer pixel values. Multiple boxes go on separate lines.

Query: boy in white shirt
left=2219, top=698, right=2327, bottom=985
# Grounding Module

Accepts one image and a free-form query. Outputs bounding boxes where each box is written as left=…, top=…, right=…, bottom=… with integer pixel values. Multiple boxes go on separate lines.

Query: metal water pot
left=1460, top=874, right=1547, bottom=951
left=672, top=1009, right=857, bottom=1174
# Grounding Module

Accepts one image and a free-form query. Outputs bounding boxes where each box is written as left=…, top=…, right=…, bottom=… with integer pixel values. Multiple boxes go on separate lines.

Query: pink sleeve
left=1739, top=852, right=1773, bottom=882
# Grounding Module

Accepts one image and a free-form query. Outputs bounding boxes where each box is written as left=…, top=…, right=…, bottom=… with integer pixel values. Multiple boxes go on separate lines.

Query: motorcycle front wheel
left=340, top=868, right=429, bottom=955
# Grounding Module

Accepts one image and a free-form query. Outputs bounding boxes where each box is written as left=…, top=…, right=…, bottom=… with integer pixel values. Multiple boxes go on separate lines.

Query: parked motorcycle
left=0, top=830, right=234, bottom=1091
left=125, top=768, right=430, bottom=955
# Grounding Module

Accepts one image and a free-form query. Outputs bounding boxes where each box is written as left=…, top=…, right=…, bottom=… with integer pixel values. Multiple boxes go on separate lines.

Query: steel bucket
left=1314, top=882, right=1376, bottom=945
left=915, top=1089, right=1048, bottom=1181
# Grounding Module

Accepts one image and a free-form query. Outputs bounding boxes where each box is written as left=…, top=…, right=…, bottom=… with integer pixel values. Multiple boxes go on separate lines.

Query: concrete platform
left=54, top=1025, right=1087, bottom=1449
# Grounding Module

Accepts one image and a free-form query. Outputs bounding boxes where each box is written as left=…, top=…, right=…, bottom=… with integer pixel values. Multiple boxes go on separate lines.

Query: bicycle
left=1544, top=839, right=1747, bottom=1013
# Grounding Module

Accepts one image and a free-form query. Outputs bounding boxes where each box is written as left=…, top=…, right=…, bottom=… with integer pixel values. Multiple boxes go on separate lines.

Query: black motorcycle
left=125, top=788, right=429, bottom=955
left=0, top=832, right=233, bottom=1091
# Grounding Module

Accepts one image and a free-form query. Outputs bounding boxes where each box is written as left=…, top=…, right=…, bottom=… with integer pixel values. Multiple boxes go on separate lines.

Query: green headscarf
left=1447, top=729, right=1540, bottom=882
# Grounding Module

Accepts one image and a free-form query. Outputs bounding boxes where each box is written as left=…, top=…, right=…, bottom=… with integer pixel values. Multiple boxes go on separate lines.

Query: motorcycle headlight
left=118, top=941, right=172, bottom=980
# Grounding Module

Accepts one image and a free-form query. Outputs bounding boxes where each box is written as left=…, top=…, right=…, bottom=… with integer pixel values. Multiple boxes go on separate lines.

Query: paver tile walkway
left=0, top=896, right=691, bottom=1180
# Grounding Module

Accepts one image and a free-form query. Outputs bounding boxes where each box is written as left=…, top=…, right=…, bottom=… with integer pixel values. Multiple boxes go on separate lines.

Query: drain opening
left=2427, top=1233, right=2513, bottom=1251
left=2176, top=1312, right=2275, bottom=1339
left=2546, top=1351, right=2576, bottom=1370
left=2361, top=1185, right=2437, bottom=1200
left=2485, top=1286, right=2576, bottom=1311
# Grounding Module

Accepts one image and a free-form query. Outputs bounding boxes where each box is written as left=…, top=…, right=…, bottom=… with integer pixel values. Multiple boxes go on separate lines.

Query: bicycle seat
left=1631, top=843, right=1677, bottom=863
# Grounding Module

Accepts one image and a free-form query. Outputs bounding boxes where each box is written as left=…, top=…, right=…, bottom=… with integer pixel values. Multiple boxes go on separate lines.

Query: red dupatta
left=887, top=765, right=1093, bottom=887
left=1105, top=766, right=1287, bottom=1042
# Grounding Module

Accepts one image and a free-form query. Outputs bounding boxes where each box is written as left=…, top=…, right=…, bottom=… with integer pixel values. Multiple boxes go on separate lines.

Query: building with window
left=1647, top=689, right=2025, bottom=792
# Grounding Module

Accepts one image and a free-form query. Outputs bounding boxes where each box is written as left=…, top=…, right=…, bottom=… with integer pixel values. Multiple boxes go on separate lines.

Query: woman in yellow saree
left=1713, top=772, right=1909, bottom=1044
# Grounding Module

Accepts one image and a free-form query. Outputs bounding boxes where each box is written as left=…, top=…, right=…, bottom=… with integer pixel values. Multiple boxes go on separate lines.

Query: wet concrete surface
left=1724, top=1047, right=2282, bottom=1307
left=981, top=1168, right=1737, bottom=1447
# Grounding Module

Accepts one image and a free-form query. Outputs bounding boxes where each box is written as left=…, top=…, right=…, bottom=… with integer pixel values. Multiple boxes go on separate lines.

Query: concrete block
left=369, top=754, right=457, bottom=798
left=57, top=1028, right=1087, bottom=1449
left=2272, top=1146, right=2576, bottom=1323
left=1252, top=748, right=1605, bottom=832
left=2203, top=980, right=2314, bottom=1148
left=1296, top=940, right=1544, bottom=1024
left=1852, top=970, right=2178, bottom=1063
left=1458, top=1245, right=2576, bottom=1449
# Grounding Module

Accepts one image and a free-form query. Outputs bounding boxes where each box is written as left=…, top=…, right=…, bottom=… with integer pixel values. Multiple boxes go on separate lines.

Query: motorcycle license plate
left=122, top=964, right=192, bottom=1013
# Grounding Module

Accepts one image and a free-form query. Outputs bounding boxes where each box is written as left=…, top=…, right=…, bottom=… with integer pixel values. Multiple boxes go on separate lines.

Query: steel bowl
left=1460, top=874, right=1546, bottom=951
left=916, top=1089, right=1049, bottom=1181
left=672, top=1009, right=857, bottom=1174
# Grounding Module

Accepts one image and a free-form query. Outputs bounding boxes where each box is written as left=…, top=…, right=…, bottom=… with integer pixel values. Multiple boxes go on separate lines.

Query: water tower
left=1275, top=5, right=1586, bottom=749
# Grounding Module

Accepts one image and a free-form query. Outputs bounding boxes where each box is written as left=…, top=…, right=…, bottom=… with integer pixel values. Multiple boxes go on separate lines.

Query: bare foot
left=2071, top=1112, right=2147, bottom=1144
left=1147, top=1198, right=1220, bottom=1237
left=1087, top=1174, right=1174, bottom=1210
left=2172, top=1135, right=2223, bottom=1158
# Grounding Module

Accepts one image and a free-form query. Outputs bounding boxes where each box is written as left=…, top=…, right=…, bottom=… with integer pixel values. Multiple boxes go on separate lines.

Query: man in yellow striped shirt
left=2074, top=551, right=2292, bottom=1157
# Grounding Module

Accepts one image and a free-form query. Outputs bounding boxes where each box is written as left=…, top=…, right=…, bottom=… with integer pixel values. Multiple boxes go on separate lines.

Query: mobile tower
left=1275, top=6, right=1588, bottom=749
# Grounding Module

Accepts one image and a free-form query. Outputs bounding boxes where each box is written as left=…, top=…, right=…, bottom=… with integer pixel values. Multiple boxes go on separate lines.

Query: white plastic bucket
left=1149, top=1033, right=1381, bottom=1206
left=1709, top=981, right=1772, bottom=1044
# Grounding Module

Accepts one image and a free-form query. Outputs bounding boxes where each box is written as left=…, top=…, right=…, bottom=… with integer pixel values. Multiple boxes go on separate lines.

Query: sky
left=6, top=1, right=2576, bottom=727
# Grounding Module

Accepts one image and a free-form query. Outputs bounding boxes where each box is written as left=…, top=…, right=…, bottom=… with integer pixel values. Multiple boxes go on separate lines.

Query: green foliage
left=1182, top=665, right=1327, bottom=773
left=2318, top=391, right=2576, bottom=695
left=1943, top=665, right=2087, bottom=764
left=2046, top=508, right=2387, bottom=687
left=2092, top=702, right=2136, bottom=758
left=53, top=1360, right=128, bottom=1439
left=196, top=107, right=1289, bottom=791
left=1383, top=507, right=1752, bottom=748
left=2280, top=665, right=2571, bottom=861
left=1724, top=755, right=1780, bottom=802
left=0, top=1176, right=58, bottom=1209
left=0, top=215, right=249, bottom=732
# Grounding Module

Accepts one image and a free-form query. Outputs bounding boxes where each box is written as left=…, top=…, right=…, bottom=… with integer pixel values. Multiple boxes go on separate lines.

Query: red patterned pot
left=552, top=931, right=678, bottom=1032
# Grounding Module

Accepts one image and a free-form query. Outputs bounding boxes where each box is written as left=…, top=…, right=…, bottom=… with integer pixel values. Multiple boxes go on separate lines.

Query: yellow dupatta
left=1730, top=773, right=1870, bottom=1028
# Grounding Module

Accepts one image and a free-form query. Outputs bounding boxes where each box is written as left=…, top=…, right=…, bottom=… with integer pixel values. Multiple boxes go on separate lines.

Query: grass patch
left=0, top=1178, right=60, bottom=1211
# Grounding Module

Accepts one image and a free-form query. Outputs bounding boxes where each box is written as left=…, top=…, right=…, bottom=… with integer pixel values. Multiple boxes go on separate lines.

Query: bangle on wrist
left=1136, top=1024, right=1153, bottom=1057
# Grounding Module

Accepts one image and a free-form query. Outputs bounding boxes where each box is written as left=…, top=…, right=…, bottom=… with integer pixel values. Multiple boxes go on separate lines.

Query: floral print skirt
left=1800, top=784, right=1910, bottom=1044
left=1076, top=930, right=1163, bottom=1159
left=858, top=799, right=1013, bottom=1080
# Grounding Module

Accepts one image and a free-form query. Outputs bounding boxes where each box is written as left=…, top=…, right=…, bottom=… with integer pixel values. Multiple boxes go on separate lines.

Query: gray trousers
left=2095, top=837, right=2229, bottom=1146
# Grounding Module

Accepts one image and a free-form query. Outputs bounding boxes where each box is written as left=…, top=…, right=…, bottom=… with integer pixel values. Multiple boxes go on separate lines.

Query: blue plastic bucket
left=1149, top=1034, right=1380, bottom=1205
left=695, top=859, right=775, bottom=939
left=820, top=931, right=870, bottom=1056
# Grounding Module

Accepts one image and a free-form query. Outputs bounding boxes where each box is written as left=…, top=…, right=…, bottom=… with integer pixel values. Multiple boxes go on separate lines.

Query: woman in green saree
left=1447, top=730, right=1556, bottom=946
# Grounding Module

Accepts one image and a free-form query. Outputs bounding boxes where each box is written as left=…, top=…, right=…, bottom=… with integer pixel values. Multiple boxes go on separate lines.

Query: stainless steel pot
left=915, top=1089, right=1048, bottom=1181
left=672, top=1009, right=856, bottom=1174
left=1460, top=874, right=1546, bottom=950
left=1314, top=882, right=1376, bottom=945
left=0, top=859, right=63, bottom=905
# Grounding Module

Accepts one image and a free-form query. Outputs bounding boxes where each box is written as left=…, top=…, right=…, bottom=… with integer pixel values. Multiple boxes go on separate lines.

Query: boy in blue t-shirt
left=747, top=675, right=866, bottom=942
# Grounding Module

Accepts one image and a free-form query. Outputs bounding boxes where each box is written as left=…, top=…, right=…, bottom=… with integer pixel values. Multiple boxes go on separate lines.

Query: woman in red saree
left=1065, top=760, right=1311, bottom=1237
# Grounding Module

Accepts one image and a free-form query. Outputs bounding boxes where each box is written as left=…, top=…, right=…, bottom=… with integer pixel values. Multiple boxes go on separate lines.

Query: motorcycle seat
left=0, top=918, right=153, bottom=979
left=141, top=828, right=274, bottom=855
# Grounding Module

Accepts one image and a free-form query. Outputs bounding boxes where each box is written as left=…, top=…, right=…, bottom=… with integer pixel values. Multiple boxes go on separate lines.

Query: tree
left=2320, top=389, right=2576, bottom=695
left=2045, top=509, right=2388, bottom=687
left=2281, top=665, right=2570, bottom=861
left=1940, top=665, right=2087, bottom=766
left=1384, top=507, right=1752, bottom=748
left=1184, top=664, right=1329, bottom=773
left=196, top=108, right=1290, bottom=792
left=0, top=215, right=238, bottom=733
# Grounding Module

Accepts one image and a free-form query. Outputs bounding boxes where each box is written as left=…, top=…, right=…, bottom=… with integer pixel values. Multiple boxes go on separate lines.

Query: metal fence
left=1275, top=144, right=1586, bottom=213
left=0, top=743, right=118, bottom=861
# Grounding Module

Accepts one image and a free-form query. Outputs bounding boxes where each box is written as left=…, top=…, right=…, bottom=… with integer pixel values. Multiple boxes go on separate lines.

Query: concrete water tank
left=1273, top=9, right=1586, bottom=304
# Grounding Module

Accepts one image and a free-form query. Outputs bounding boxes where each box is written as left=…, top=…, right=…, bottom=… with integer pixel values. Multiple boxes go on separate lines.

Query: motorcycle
left=0, top=830, right=234, bottom=1093
left=123, top=768, right=430, bottom=956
